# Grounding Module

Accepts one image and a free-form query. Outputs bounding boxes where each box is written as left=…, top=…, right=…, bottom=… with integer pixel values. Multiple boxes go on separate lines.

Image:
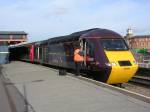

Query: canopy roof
left=0, top=31, right=27, bottom=35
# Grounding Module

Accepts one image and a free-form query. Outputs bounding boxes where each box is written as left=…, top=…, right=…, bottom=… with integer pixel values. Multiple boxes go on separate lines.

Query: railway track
left=129, top=76, right=150, bottom=87
left=136, top=68, right=150, bottom=77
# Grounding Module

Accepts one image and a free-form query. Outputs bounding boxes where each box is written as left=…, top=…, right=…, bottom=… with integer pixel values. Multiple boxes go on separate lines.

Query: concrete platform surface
left=1, top=66, right=26, bottom=112
left=0, top=76, right=12, bottom=112
left=2, top=61, right=150, bottom=112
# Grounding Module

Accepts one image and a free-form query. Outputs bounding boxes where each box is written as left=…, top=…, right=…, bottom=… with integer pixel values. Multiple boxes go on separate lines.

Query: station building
left=0, top=31, right=27, bottom=45
left=0, top=31, right=27, bottom=64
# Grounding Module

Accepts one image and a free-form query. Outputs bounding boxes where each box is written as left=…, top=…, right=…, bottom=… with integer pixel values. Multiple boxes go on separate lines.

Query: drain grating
left=31, top=79, right=44, bottom=83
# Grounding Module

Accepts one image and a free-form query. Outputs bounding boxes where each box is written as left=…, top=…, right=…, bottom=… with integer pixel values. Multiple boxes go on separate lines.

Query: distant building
left=125, top=28, right=150, bottom=52
left=0, top=31, right=27, bottom=45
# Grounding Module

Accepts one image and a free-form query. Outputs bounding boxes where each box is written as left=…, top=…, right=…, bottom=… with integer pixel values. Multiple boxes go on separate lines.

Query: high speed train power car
left=9, top=28, right=138, bottom=84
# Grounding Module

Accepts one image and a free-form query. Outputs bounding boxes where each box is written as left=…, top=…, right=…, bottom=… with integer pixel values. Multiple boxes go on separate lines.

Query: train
left=9, top=28, right=138, bottom=84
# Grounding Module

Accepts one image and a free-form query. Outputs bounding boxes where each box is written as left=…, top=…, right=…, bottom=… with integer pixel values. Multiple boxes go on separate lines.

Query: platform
left=0, top=66, right=25, bottom=112
left=0, top=75, right=12, bottom=112
left=2, top=61, right=150, bottom=112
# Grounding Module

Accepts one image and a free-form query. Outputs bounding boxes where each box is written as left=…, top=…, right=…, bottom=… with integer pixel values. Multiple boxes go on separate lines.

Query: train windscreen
left=100, top=39, right=129, bottom=51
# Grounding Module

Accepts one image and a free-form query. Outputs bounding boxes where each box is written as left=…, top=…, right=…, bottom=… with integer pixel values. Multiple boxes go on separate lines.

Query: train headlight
left=133, top=61, right=138, bottom=65
left=105, top=62, right=117, bottom=66
left=111, top=62, right=117, bottom=66
left=105, top=63, right=111, bottom=66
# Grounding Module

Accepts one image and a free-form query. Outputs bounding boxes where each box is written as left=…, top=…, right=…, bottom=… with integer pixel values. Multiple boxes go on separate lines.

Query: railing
left=138, top=63, right=150, bottom=68
left=133, top=53, right=150, bottom=68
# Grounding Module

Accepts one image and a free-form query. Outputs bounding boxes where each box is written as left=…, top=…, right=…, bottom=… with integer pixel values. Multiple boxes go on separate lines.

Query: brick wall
left=128, top=36, right=150, bottom=49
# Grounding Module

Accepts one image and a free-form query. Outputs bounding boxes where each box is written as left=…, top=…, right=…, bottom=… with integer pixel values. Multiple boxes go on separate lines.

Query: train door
left=79, top=39, right=87, bottom=66
left=29, top=45, right=34, bottom=62
left=80, top=39, right=94, bottom=67
left=34, top=43, right=42, bottom=63
left=42, top=43, right=48, bottom=64
left=37, top=46, right=40, bottom=62
left=34, top=45, right=37, bottom=61
left=39, top=46, right=43, bottom=63
left=86, top=40, right=94, bottom=61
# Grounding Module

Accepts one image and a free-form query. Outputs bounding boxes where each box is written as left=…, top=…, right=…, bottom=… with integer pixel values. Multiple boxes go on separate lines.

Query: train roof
left=9, top=39, right=48, bottom=48
left=48, top=28, right=97, bottom=43
left=48, top=28, right=122, bottom=43
left=9, top=42, right=33, bottom=48
left=9, top=28, right=123, bottom=48
left=80, top=28, right=122, bottom=38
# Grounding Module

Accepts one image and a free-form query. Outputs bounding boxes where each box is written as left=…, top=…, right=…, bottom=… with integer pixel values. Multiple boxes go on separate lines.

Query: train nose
left=104, top=51, right=139, bottom=84
left=107, top=65, right=138, bottom=84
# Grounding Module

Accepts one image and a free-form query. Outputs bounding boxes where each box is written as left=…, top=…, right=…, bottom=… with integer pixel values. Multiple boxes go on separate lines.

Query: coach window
left=64, top=42, right=72, bottom=56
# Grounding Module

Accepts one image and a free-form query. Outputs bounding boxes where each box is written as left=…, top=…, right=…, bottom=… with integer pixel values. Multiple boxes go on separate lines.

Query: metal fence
left=133, top=52, right=150, bottom=68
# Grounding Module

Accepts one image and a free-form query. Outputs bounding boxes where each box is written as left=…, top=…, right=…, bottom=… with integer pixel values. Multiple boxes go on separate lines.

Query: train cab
left=79, top=29, right=138, bottom=84
left=100, top=38, right=138, bottom=84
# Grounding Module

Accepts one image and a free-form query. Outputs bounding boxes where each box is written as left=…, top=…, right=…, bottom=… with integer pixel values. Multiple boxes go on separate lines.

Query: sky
left=0, top=0, right=150, bottom=42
